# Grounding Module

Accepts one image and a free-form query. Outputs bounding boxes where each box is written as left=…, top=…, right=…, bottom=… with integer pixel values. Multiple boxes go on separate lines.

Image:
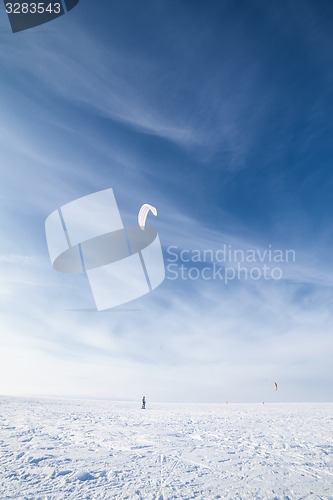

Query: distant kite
left=274, top=382, right=278, bottom=391
left=138, top=204, right=157, bottom=230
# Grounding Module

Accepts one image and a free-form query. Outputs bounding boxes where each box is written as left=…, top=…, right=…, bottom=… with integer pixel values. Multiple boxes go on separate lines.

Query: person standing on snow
left=141, top=396, right=146, bottom=409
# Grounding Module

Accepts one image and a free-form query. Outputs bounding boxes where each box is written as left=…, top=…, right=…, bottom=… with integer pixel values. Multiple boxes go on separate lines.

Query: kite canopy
left=274, top=382, right=278, bottom=391
left=138, top=204, right=157, bottom=230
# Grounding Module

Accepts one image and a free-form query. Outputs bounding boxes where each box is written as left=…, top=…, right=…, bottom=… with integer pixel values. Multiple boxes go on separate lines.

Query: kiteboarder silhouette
left=141, top=396, right=146, bottom=409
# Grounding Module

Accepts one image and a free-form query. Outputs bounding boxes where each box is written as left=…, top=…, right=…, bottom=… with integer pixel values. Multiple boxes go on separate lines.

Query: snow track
left=0, top=398, right=332, bottom=499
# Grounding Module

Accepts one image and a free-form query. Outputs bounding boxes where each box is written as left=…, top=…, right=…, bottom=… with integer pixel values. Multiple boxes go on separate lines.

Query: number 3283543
left=5, top=3, right=62, bottom=14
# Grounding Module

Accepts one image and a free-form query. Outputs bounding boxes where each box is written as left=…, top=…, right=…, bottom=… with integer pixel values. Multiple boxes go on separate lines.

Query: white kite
left=138, top=203, right=157, bottom=230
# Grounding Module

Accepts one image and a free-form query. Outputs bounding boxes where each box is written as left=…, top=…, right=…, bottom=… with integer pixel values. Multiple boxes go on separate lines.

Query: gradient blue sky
left=0, top=0, right=333, bottom=402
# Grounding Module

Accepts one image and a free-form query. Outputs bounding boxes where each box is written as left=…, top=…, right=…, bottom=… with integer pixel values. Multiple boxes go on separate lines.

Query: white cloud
left=0, top=7, right=332, bottom=402
left=0, top=17, right=272, bottom=168
left=0, top=232, right=332, bottom=402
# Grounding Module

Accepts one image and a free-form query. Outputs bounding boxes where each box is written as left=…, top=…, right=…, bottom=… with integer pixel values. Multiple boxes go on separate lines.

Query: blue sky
left=0, top=0, right=333, bottom=402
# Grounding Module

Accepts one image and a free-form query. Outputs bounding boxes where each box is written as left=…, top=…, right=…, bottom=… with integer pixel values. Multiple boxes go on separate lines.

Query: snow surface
left=0, top=398, right=332, bottom=499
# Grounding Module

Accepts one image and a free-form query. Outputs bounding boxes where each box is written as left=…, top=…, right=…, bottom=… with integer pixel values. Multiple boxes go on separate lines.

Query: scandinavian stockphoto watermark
left=165, top=245, right=296, bottom=283
left=45, top=188, right=165, bottom=311
left=45, top=188, right=294, bottom=310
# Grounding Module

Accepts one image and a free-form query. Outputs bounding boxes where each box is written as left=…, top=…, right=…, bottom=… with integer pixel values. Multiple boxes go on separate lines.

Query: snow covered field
left=0, top=398, right=332, bottom=499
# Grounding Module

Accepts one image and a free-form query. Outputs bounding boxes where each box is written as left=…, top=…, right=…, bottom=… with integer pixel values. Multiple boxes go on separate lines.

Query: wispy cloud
left=0, top=207, right=332, bottom=402
left=0, top=16, right=272, bottom=168
left=0, top=1, right=332, bottom=402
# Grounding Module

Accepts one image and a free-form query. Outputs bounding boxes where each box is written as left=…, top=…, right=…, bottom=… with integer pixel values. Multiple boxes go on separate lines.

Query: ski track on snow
left=0, top=398, right=332, bottom=499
